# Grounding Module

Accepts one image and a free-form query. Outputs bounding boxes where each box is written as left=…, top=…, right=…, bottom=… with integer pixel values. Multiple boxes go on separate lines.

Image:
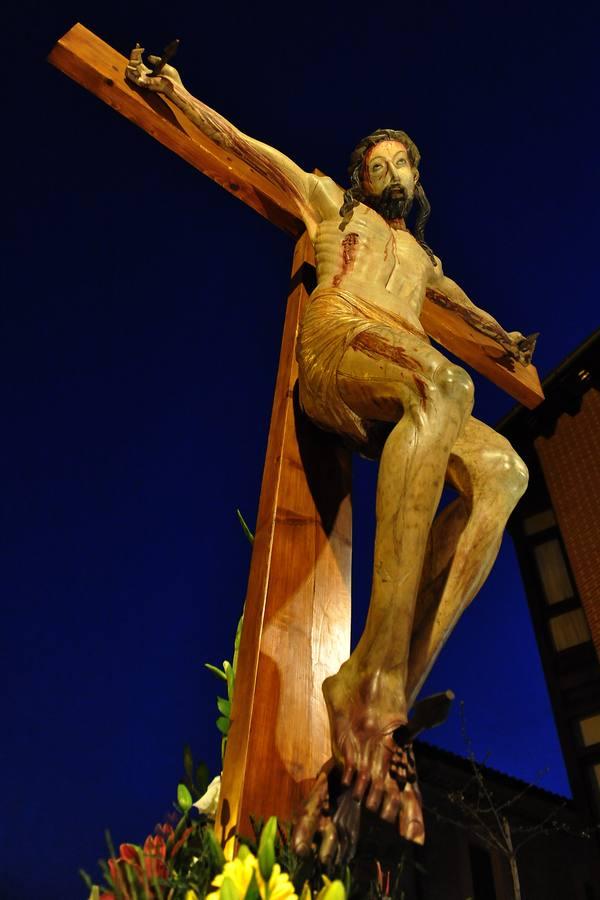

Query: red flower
left=99, top=821, right=194, bottom=899
left=103, top=831, right=170, bottom=899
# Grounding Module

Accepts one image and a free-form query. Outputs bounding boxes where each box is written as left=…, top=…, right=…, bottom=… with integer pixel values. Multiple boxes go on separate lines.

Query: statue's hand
left=125, top=44, right=183, bottom=93
left=507, top=330, right=539, bottom=366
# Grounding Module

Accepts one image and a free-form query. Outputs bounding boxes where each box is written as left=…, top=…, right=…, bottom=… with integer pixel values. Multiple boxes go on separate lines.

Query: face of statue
left=362, top=140, right=418, bottom=220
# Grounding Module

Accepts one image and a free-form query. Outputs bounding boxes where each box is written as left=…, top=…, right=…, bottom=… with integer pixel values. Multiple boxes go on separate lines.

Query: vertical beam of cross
left=216, top=232, right=352, bottom=848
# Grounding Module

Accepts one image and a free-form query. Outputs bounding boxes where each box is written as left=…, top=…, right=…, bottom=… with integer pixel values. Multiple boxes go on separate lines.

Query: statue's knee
left=489, top=444, right=529, bottom=503
left=507, top=450, right=529, bottom=499
left=433, top=363, right=474, bottom=414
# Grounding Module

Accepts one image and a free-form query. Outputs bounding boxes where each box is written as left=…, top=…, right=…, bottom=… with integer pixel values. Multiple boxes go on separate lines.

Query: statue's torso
left=309, top=178, right=435, bottom=333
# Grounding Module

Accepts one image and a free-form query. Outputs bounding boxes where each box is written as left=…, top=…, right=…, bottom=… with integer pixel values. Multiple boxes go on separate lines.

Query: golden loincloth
left=296, top=288, right=429, bottom=447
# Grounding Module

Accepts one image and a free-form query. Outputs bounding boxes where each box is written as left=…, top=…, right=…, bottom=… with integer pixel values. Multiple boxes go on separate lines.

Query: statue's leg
left=320, top=328, right=474, bottom=826
left=406, top=416, right=528, bottom=706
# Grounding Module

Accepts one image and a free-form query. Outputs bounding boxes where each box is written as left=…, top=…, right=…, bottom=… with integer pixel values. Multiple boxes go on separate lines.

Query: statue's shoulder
left=309, top=175, right=344, bottom=215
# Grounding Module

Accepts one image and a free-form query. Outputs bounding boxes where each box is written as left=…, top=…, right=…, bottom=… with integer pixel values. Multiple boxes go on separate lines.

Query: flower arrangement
left=82, top=514, right=408, bottom=899
left=84, top=800, right=349, bottom=900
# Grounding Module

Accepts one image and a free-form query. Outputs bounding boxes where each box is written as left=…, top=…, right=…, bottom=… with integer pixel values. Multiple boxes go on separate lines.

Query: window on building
left=578, top=714, right=600, bottom=747
left=523, top=508, right=557, bottom=535
left=468, top=843, right=497, bottom=900
left=549, top=609, right=591, bottom=651
left=533, top=539, right=575, bottom=605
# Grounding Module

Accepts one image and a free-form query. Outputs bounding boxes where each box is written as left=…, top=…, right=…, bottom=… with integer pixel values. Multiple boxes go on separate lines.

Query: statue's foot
left=292, top=761, right=360, bottom=867
left=292, top=762, right=365, bottom=867
left=291, top=748, right=424, bottom=868
left=316, top=668, right=425, bottom=846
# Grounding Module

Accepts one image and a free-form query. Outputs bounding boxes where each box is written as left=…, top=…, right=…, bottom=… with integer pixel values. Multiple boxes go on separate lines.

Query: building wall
left=534, top=387, right=600, bottom=655
left=499, top=338, right=600, bottom=832
left=411, top=741, right=600, bottom=900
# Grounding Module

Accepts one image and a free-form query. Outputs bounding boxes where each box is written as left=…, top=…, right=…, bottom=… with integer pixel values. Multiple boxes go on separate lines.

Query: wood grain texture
left=216, top=232, right=352, bottom=849
left=48, top=23, right=544, bottom=408
left=48, top=24, right=303, bottom=237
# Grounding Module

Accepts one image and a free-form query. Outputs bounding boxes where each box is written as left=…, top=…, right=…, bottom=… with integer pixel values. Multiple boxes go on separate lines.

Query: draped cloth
left=296, top=288, right=429, bottom=448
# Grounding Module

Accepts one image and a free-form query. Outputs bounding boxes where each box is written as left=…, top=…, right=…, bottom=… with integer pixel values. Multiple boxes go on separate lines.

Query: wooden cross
left=49, top=23, right=544, bottom=850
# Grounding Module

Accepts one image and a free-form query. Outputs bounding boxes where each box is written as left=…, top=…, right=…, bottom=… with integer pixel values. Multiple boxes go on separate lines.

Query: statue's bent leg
left=406, top=417, right=528, bottom=705
left=320, top=327, right=474, bottom=834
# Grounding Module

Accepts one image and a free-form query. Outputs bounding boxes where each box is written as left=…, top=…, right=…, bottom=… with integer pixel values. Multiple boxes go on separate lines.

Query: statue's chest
left=384, top=229, right=430, bottom=285
left=315, top=213, right=430, bottom=290
left=346, top=216, right=429, bottom=281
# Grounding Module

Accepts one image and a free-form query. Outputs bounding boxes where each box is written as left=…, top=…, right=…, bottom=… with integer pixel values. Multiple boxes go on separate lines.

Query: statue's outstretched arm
left=429, top=259, right=537, bottom=366
left=126, top=46, right=319, bottom=227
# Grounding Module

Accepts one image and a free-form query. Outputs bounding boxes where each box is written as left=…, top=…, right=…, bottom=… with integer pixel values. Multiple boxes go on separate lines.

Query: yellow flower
left=316, top=876, right=346, bottom=899
left=206, top=850, right=297, bottom=899
left=185, top=892, right=199, bottom=900
left=206, top=852, right=257, bottom=899
left=260, top=863, right=297, bottom=899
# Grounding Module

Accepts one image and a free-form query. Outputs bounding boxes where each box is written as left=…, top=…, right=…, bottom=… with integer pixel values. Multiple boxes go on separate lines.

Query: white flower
left=194, top=774, right=221, bottom=816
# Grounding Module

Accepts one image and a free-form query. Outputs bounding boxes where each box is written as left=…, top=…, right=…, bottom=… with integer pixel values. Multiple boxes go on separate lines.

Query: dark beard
left=365, top=183, right=413, bottom=221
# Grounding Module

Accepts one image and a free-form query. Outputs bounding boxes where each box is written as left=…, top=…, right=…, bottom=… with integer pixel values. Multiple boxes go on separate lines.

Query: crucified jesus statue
left=126, top=47, right=533, bottom=859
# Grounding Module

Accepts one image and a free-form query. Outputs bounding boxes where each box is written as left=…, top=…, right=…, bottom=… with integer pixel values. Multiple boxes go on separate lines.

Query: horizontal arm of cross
left=48, top=23, right=544, bottom=409
left=49, top=23, right=303, bottom=237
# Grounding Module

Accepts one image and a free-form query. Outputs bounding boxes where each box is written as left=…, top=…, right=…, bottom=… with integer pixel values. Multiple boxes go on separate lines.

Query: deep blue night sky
left=4, top=1, right=599, bottom=896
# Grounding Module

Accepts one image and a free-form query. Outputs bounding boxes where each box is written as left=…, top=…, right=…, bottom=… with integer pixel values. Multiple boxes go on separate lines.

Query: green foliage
left=205, top=664, right=227, bottom=682
left=177, top=783, right=193, bottom=812
left=205, top=826, right=226, bottom=871
left=204, top=657, right=236, bottom=760
left=257, top=816, right=277, bottom=881
left=236, top=509, right=255, bottom=545
left=217, top=698, right=231, bottom=717
left=182, top=744, right=211, bottom=802
left=83, top=785, right=420, bottom=899
left=203, top=509, right=254, bottom=761
left=216, top=716, right=230, bottom=736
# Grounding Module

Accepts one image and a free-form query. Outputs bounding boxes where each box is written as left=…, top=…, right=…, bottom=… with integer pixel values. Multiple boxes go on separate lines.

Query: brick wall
left=534, top=388, right=600, bottom=654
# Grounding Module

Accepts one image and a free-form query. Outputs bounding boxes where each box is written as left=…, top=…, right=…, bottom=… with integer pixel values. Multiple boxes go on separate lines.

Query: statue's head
left=340, top=128, right=433, bottom=261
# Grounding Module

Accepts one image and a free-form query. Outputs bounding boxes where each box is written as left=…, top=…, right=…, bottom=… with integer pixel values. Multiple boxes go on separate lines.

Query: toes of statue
left=291, top=767, right=332, bottom=857
left=332, top=787, right=361, bottom=865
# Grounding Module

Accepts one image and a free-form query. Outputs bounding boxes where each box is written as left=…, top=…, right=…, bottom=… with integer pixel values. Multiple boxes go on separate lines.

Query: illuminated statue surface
left=127, top=49, right=532, bottom=857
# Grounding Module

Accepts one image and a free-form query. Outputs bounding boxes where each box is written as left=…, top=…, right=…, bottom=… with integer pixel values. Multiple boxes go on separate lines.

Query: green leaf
left=205, top=826, right=225, bottom=871
left=177, top=782, right=193, bottom=812
left=221, top=876, right=241, bottom=900
left=223, top=660, right=235, bottom=702
left=244, top=871, right=261, bottom=900
left=205, top=663, right=227, bottom=681
left=195, top=761, right=210, bottom=796
left=104, top=829, right=118, bottom=864
left=216, top=716, right=231, bottom=735
left=237, top=844, right=251, bottom=861
left=343, top=866, right=352, bottom=899
left=236, top=509, right=255, bottom=544
left=233, top=613, right=244, bottom=676
left=217, top=696, right=231, bottom=717
left=258, top=815, right=277, bottom=882
left=183, top=743, right=194, bottom=784
left=261, top=814, right=278, bottom=845
left=78, top=869, right=93, bottom=890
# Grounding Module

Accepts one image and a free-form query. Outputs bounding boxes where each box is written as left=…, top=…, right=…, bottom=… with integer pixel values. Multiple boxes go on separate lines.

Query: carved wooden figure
left=122, top=47, right=537, bottom=859
left=48, top=25, right=543, bottom=863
